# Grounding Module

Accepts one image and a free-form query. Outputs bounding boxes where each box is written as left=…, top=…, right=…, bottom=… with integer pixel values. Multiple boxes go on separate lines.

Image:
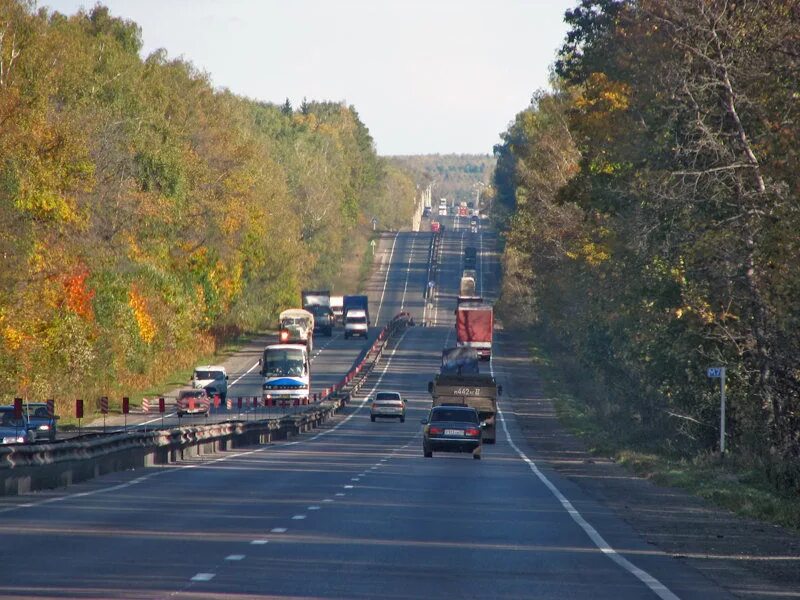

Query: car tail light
left=279, top=330, right=289, bottom=342
left=429, top=426, right=444, bottom=435
left=465, top=427, right=480, bottom=437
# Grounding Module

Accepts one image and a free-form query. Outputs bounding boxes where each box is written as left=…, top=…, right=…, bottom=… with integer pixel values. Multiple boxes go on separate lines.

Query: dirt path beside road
left=496, top=330, right=800, bottom=599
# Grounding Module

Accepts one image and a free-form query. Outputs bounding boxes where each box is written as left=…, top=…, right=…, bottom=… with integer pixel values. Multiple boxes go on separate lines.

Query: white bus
left=260, top=343, right=310, bottom=405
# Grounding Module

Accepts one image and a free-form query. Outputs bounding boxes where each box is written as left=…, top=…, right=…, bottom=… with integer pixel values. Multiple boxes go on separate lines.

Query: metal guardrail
left=0, top=312, right=415, bottom=497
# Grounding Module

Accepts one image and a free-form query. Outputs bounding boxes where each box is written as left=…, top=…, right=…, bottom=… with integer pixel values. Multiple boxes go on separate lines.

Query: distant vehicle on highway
left=430, top=220, right=441, bottom=233
left=422, top=206, right=431, bottom=218
left=260, top=343, right=310, bottom=405
left=191, top=366, right=228, bottom=401
left=421, top=405, right=484, bottom=459
left=330, top=295, right=344, bottom=325
left=0, top=406, right=37, bottom=444
left=176, top=389, right=211, bottom=417
left=370, top=392, right=406, bottom=422
left=22, top=402, right=58, bottom=442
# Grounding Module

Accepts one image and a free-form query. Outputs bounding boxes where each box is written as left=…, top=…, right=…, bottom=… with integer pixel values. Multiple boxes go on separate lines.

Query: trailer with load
left=455, top=300, right=493, bottom=360
left=428, top=348, right=502, bottom=443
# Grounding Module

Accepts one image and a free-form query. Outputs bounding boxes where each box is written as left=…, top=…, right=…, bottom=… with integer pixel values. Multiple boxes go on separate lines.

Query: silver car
left=370, top=392, right=406, bottom=422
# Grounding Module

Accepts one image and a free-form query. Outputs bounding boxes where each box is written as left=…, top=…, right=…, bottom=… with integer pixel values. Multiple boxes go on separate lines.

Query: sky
left=41, top=0, right=576, bottom=156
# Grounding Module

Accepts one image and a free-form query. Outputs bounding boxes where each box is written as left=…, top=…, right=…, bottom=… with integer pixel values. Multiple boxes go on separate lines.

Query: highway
left=0, top=218, right=735, bottom=599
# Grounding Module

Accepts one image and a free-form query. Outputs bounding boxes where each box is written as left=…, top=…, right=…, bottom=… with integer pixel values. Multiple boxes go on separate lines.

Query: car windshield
left=179, top=390, right=205, bottom=399
left=195, top=371, right=224, bottom=380
left=0, top=411, right=25, bottom=427
left=376, top=392, right=400, bottom=401
left=431, top=409, right=478, bottom=423
left=264, top=348, right=305, bottom=377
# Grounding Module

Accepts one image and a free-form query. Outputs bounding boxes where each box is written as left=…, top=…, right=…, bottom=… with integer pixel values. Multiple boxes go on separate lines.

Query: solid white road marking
left=374, top=232, right=399, bottom=325
left=226, top=555, right=245, bottom=561
left=490, top=318, right=679, bottom=599
left=191, top=573, right=215, bottom=582
left=400, top=234, right=416, bottom=312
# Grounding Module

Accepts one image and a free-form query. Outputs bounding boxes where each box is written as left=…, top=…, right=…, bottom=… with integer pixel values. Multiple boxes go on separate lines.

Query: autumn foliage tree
left=497, top=0, right=800, bottom=491
left=0, top=1, right=414, bottom=411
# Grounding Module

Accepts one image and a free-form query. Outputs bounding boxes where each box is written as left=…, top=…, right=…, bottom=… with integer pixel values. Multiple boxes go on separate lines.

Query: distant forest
left=387, top=155, right=495, bottom=206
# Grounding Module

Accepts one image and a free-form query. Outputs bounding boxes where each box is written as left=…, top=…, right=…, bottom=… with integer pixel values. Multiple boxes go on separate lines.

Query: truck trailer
left=455, top=301, right=493, bottom=360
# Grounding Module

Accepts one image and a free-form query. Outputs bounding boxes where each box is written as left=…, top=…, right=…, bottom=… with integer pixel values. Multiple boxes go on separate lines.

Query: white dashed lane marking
left=226, top=555, right=245, bottom=561
left=191, top=573, right=215, bottom=582
left=271, top=528, right=288, bottom=533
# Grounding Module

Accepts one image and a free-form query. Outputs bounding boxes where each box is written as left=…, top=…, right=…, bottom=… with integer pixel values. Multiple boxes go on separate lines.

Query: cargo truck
left=455, top=301, right=493, bottom=360
left=330, top=296, right=344, bottom=325
left=343, top=295, right=370, bottom=339
left=428, top=347, right=502, bottom=443
left=278, top=308, right=314, bottom=352
left=459, top=273, right=476, bottom=297
left=301, top=290, right=333, bottom=336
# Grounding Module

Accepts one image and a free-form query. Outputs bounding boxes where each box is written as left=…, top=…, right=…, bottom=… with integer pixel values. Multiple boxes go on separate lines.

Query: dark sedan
left=421, top=405, right=484, bottom=460
left=0, top=406, right=36, bottom=445
left=23, top=402, right=58, bottom=442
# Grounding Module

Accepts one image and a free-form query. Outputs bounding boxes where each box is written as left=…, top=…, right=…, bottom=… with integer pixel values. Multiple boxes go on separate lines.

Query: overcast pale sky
left=42, top=0, right=576, bottom=155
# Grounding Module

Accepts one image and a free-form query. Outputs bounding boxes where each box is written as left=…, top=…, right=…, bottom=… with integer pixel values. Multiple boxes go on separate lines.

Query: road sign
left=122, top=397, right=130, bottom=414
left=371, top=217, right=378, bottom=231
left=158, top=397, right=165, bottom=413
left=707, top=367, right=723, bottom=378
left=706, top=366, right=728, bottom=454
left=75, top=399, right=84, bottom=419
left=13, top=398, right=22, bottom=420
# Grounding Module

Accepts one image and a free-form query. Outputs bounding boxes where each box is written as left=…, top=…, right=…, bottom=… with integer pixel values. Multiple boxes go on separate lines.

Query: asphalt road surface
left=0, top=218, right=736, bottom=599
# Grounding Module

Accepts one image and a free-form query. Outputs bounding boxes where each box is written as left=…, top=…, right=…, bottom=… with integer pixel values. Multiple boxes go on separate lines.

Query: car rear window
left=375, top=392, right=400, bottom=401
left=431, top=409, right=478, bottom=423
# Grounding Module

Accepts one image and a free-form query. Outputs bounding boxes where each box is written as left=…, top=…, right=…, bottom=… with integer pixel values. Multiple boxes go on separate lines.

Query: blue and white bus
left=260, top=343, right=310, bottom=405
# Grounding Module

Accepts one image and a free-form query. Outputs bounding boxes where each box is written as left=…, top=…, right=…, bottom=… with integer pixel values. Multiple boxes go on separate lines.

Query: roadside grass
left=527, top=335, right=800, bottom=532
left=356, top=231, right=380, bottom=293
left=59, top=331, right=263, bottom=429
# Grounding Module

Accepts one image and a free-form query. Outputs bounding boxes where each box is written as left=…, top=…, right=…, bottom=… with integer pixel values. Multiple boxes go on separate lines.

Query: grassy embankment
left=523, top=332, right=800, bottom=532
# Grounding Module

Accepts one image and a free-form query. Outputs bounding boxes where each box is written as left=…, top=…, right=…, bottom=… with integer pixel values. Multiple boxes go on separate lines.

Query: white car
left=191, top=365, right=228, bottom=400
left=370, top=392, right=406, bottom=422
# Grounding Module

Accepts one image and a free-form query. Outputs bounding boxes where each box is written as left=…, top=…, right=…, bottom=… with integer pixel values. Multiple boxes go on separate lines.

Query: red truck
left=430, top=221, right=441, bottom=233
left=455, top=302, right=493, bottom=360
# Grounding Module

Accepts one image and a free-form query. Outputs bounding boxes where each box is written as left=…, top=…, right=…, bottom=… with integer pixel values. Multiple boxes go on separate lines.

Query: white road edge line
left=374, top=232, right=399, bottom=326
left=490, top=341, right=679, bottom=599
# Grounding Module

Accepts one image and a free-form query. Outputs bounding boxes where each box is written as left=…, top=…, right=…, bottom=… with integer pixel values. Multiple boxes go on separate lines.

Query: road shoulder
left=495, top=329, right=800, bottom=600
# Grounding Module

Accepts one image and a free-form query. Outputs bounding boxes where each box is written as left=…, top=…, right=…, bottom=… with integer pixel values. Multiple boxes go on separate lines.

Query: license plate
left=444, top=429, right=464, bottom=436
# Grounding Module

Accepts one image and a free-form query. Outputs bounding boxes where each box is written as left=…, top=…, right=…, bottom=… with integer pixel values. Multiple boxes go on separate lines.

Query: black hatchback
left=421, top=405, right=484, bottom=460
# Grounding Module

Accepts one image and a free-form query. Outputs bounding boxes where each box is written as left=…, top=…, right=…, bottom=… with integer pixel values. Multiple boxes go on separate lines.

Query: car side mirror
left=498, top=385, right=503, bottom=396
left=258, top=358, right=262, bottom=365
left=480, top=421, right=488, bottom=428
left=225, top=375, right=229, bottom=380
left=420, top=419, right=428, bottom=425
left=427, top=382, right=433, bottom=393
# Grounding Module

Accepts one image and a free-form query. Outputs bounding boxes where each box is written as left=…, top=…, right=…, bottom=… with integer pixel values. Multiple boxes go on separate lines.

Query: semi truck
left=343, top=295, right=370, bottom=339
left=330, top=295, right=344, bottom=325
left=428, top=347, right=502, bottom=443
left=301, top=290, right=333, bottom=336
left=455, top=301, right=493, bottom=360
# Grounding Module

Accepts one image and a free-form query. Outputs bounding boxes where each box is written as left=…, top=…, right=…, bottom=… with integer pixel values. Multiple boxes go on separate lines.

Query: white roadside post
left=707, top=366, right=727, bottom=454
